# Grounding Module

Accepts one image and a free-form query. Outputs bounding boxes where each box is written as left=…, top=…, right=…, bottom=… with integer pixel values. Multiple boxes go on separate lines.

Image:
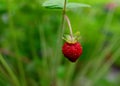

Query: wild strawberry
left=62, top=32, right=82, bottom=62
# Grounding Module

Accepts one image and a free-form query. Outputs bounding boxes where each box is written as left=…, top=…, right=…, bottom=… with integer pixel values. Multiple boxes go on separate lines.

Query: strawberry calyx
left=62, top=32, right=81, bottom=44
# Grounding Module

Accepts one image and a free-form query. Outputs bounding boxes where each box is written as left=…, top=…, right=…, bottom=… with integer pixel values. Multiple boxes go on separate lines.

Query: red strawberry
left=62, top=32, right=82, bottom=62
left=62, top=42, right=82, bottom=62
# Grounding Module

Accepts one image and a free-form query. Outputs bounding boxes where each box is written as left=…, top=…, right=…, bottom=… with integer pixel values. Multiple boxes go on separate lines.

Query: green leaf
left=42, top=0, right=91, bottom=9
left=66, top=3, right=91, bottom=9
left=42, top=0, right=64, bottom=9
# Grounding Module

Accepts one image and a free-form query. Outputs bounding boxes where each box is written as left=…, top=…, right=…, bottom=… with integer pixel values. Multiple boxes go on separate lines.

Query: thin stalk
left=61, top=0, right=67, bottom=31
left=0, top=55, right=20, bottom=86
left=54, top=0, right=67, bottom=68
left=55, top=0, right=67, bottom=85
left=64, top=15, right=73, bottom=38
left=55, top=0, right=67, bottom=66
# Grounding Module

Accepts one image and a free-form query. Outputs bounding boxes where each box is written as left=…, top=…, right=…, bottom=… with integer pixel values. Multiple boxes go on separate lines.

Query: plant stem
left=64, top=15, right=73, bottom=38
left=55, top=0, right=67, bottom=71
left=61, top=0, right=67, bottom=34
left=55, top=0, right=67, bottom=66
left=55, top=0, right=67, bottom=85
left=0, top=55, right=20, bottom=86
left=55, top=0, right=68, bottom=68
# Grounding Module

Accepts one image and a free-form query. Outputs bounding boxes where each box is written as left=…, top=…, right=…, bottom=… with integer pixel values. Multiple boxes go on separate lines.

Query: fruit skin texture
left=62, top=42, right=82, bottom=62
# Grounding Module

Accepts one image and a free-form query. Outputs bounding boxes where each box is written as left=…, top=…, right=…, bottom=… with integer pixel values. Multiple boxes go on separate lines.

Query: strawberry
left=62, top=32, right=82, bottom=62
left=62, top=42, right=82, bottom=62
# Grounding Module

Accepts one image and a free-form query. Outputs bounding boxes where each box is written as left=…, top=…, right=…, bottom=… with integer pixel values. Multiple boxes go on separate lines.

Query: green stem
left=64, top=15, right=73, bottom=38
left=0, top=55, right=20, bottom=86
left=61, top=0, right=67, bottom=35
left=55, top=0, right=67, bottom=85
left=55, top=0, right=67, bottom=67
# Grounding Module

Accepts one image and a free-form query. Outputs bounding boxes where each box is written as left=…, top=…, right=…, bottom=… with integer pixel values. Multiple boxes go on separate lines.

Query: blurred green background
left=0, top=0, right=120, bottom=86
